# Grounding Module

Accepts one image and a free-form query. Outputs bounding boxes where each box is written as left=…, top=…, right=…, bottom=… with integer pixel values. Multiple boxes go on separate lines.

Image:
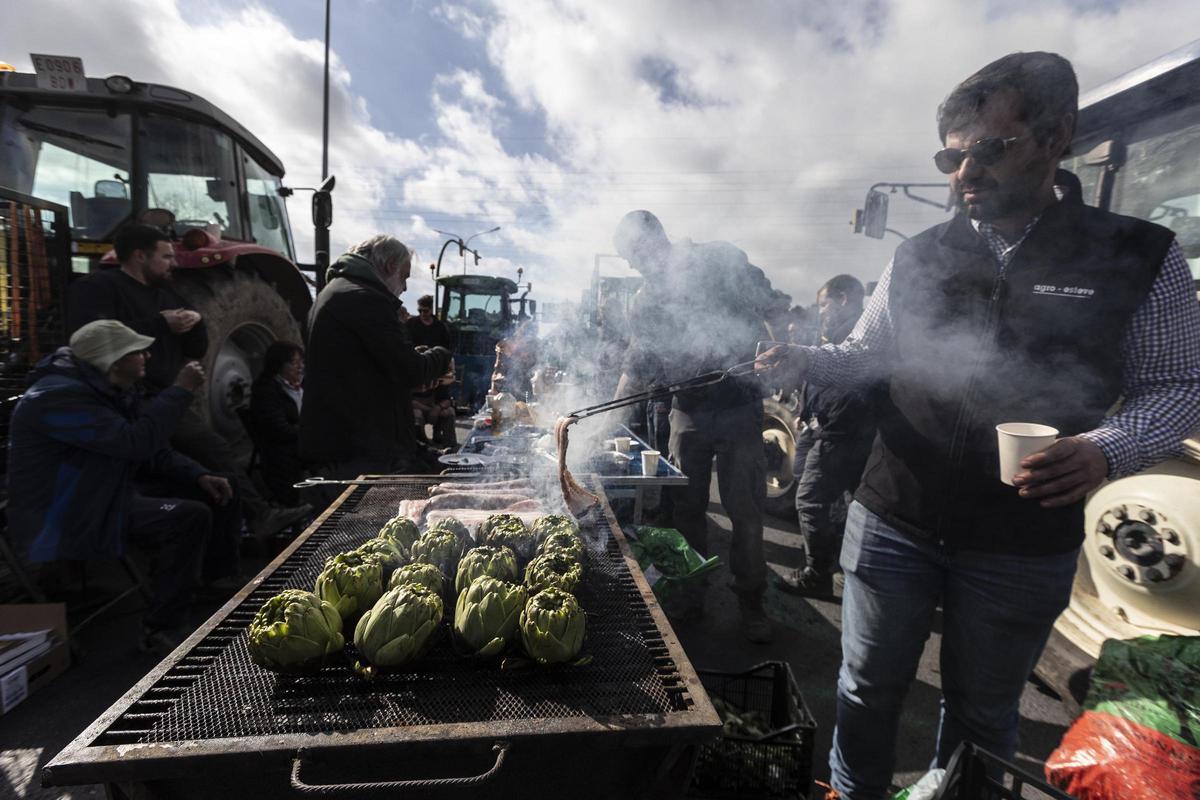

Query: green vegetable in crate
left=378, top=515, right=421, bottom=551
left=519, top=586, right=587, bottom=665
left=524, top=549, right=584, bottom=595
left=530, top=514, right=580, bottom=544
left=427, top=516, right=471, bottom=547
left=388, top=562, right=445, bottom=596
left=356, top=537, right=409, bottom=582
left=247, top=589, right=344, bottom=675
left=538, top=529, right=585, bottom=564
left=481, top=515, right=537, bottom=563
left=353, top=583, right=443, bottom=676
left=411, top=528, right=462, bottom=577
left=455, top=544, right=519, bottom=596
left=453, top=576, right=528, bottom=657
left=315, top=551, right=384, bottom=625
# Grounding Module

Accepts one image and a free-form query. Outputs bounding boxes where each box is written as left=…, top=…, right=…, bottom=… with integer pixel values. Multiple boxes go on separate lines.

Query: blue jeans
left=830, top=502, right=1077, bottom=799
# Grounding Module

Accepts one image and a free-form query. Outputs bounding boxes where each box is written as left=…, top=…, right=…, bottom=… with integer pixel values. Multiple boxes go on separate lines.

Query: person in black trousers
left=778, top=275, right=876, bottom=597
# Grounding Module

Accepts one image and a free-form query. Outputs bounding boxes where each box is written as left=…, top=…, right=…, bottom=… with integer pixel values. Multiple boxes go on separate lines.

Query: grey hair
left=349, top=234, right=411, bottom=274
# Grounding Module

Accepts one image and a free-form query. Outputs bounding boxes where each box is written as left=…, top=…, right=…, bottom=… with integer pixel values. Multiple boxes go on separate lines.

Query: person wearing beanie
left=7, top=320, right=235, bottom=654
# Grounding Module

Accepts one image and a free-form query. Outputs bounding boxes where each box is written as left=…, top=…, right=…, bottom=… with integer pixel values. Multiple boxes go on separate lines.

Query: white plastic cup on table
left=613, top=436, right=632, bottom=453
left=996, top=423, right=1059, bottom=486
left=641, top=450, right=661, bottom=477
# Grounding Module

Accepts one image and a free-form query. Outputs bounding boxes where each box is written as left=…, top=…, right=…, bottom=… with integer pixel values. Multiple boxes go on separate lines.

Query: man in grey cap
left=7, top=320, right=234, bottom=653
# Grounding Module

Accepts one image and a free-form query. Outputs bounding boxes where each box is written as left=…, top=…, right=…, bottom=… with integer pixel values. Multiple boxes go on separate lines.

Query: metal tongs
left=563, top=358, right=759, bottom=421
left=293, top=476, right=414, bottom=489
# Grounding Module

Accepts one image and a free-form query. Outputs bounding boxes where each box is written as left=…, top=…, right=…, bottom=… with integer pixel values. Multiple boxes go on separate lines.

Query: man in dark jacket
left=779, top=275, right=875, bottom=596
left=301, top=236, right=452, bottom=489
left=7, top=320, right=234, bottom=652
left=759, top=52, right=1200, bottom=798
left=67, top=223, right=309, bottom=538
left=614, top=210, right=791, bottom=643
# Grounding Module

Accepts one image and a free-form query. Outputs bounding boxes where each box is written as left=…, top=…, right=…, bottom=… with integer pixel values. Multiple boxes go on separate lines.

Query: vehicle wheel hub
left=1095, top=502, right=1188, bottom=586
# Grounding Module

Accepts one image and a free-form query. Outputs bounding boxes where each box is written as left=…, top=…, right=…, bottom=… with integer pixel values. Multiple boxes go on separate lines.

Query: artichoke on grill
left=481, top=515, right=537, bottom=564
left=519, top=586, right=587, bottom=665
left=537, top=530, right=585, bottom=564
left=247, top=589, right=344, bottom=675
left=353, top=583, right=443, bottom=675
left=524, top=549, right=585, bottom=595
left=378, top=515, right=421, bottom=551
left=388, top=562, right=445, bottom=596
left=356, top=537, right=410, bottom=582
left=453, top=576, right=528, bottom=658
left=530, top=514, right=581, bottom=544
left=411, top=528, right=462, bottom=578
left=427, top=516, right=472, bottom=548
left=315, top=551, right=384, bottom=626
left=455, top=544, right=519, bottom=597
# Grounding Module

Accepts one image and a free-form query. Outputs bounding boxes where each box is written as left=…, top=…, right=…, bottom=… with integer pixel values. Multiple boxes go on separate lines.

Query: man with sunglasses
left=759, top=52, right=1200, bottom=798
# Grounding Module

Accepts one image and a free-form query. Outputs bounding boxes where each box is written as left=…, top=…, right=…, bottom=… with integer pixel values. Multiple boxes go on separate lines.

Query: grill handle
left=289, top=741, right=510, bottom=795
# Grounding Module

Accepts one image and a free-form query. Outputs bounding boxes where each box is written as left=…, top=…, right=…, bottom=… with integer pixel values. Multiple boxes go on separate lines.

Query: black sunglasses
left=933, top=136, right=1024, bottom=174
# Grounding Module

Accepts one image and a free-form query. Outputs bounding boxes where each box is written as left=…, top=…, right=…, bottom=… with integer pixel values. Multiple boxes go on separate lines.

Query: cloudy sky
left=4, top=0, right=1199, bottom=306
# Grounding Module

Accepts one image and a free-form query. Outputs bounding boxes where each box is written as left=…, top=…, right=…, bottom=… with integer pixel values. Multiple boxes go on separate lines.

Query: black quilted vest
left=854, top=198, right=1174, bottom=554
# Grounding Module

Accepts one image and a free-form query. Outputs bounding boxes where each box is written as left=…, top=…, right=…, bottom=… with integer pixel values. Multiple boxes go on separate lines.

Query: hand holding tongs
left=563, top=358, right=760, bottom=421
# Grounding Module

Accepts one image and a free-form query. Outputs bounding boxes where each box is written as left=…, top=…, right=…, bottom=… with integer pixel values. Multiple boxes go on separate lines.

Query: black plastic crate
left=932, top=743, right=1074, bottom=800
left=689, top=661, right=817, bottom=799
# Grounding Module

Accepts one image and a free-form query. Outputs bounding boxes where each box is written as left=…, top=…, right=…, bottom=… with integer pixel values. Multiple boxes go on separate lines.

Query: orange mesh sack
left=1045, top=635, right=1200, bottom=800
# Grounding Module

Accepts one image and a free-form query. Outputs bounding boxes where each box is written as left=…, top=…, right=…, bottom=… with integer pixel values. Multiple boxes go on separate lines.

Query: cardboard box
left=0, top=603, right=70, bottom=714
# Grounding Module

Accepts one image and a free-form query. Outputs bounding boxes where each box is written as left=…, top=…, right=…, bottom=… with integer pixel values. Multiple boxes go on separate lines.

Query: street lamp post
left=432, top=227, right=501, bottom=306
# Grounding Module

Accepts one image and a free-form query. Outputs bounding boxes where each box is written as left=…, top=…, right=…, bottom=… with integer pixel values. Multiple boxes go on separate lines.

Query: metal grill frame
left=43, top=477, right=720, bottom=789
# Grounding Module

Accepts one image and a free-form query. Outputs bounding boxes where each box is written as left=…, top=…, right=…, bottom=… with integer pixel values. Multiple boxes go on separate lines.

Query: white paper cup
left=613, top=436, right=632, bottom=453
left=996, top=423, right=1059, bottom=485
left=641, top=450, right=661, bottom=476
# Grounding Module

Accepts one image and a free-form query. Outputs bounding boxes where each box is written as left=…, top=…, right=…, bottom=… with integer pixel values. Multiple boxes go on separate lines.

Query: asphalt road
left=0, top=484, right=1074, bottom=799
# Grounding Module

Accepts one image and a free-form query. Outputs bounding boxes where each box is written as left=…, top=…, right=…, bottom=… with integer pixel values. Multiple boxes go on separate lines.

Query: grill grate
left=94, top=480, right=692, bottom=745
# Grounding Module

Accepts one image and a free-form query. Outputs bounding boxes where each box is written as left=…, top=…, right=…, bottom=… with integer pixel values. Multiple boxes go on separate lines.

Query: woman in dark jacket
left=249, top=342, right=305, bottom=506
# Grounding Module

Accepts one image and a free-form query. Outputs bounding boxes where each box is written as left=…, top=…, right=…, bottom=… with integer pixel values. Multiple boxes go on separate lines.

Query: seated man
left=6, top=320, right=234, bottom=653
left=249, top=342, right=306, bottom=507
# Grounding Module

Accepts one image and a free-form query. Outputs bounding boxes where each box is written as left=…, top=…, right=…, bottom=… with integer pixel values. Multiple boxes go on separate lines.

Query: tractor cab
left=0, top=69, right=296, bottom=272
left=436, top=274, right=522, bottom=410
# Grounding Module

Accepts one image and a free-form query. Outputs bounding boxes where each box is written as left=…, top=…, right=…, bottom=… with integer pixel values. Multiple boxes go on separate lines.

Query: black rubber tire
left=763, top=397, right=799, bottom=519
left=173, top=266, right=302, bottom=442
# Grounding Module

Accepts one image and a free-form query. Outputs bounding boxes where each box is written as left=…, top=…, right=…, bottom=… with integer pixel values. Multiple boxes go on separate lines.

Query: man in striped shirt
left=760, top=52, right=1200, bottom=799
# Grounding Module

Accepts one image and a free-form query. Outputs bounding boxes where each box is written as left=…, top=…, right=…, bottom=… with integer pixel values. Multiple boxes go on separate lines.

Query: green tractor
left=436, top=273, right=535, bottom=410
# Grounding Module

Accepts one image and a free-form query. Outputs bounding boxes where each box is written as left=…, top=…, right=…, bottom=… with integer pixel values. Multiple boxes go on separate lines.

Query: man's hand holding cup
left=175, top=360, right=206, bottom=392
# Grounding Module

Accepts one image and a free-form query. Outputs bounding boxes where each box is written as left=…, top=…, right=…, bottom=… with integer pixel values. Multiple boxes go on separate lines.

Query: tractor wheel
left=173, top=266, right=302, bottom=444
left=763, top=397, right=799, bottom=519
left=1035, top=456, right=1200, bottom=716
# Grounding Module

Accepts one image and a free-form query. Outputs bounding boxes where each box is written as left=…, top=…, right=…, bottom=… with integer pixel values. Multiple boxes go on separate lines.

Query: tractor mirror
left=863, top=190, right=889, bottom=239
left=94, top=179, right=126, bottom=199
left=529, top=300, right=537, bottom=316
left=312, top=190, right=333, bottom=229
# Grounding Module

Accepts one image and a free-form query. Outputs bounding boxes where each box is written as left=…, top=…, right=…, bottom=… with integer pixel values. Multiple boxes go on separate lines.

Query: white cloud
left=3, top=0, right=1199, bottom=308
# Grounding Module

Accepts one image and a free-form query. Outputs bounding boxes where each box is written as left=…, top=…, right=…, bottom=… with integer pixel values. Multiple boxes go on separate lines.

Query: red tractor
left=0, top=65, right=313, bottom=444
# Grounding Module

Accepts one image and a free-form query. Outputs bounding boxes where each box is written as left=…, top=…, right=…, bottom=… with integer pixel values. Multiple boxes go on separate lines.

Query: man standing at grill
left=759, top=52, right=1200, bottom=798
left=614, top=210, right=789, bottom=644
left=301, top=236, right=452, bottom=495
left=778, top=275, right=876, bottom=597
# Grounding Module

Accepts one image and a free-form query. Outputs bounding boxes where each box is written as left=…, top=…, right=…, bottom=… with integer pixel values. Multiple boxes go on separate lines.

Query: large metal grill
left=45, top=477, right=719, bottom=797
